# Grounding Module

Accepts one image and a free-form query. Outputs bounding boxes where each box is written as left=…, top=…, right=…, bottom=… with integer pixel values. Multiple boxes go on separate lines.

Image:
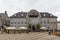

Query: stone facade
left=9, top=18, right=28, bottom=27
left=9, top=9, right=57, bottom=30
left=41, top=18, right=57, bottom=30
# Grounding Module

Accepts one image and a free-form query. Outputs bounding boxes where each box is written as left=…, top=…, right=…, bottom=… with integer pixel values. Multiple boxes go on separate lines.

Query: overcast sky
left=0, top=0, right=60, bottom=20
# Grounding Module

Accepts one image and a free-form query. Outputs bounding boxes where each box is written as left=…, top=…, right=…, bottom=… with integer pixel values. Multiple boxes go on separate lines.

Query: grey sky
left=0, top=0, right=60, bottom=20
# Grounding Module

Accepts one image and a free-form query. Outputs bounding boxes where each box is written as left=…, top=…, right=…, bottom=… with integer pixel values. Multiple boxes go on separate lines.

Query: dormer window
left=14, top=15, right=16, bottom=16
left=43, top=14, right=45, bottom=16
left=21, top=14, right=23, bottom=16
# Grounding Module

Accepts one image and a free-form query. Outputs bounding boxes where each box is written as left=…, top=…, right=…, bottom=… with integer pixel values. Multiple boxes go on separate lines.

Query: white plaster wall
left=9, top=17, right=57, bottom=30
left=28, top=18, right=39, bottom=25
left=41, top=18, right=57, bottom=30
left=9, top=18, right=28, bottom=27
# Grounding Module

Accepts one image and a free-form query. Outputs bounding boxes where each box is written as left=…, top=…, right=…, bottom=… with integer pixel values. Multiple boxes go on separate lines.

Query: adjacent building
left=9, top=9, right=57, bottom=31
left=0, top=11, right=8, bottom=28
left=57, top=21, right=60, bottom=30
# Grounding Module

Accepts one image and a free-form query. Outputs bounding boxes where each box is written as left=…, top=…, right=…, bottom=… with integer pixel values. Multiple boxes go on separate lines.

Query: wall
left=57, top=22, right=60, bottom=30
left=41, top=18, right=57, bottom=30
left=9, top=18, right=28, bottom=27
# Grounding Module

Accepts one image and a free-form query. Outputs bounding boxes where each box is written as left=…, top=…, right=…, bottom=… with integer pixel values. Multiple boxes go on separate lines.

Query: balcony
left=28, top=14, right=39, bottom=17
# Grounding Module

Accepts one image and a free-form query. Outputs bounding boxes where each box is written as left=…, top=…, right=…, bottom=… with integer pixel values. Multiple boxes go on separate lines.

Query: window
left=47, top=22, right=49, bottom=23
left=54, top=22, right=56, bottom=24
left=43, top=14, right=45, bottom=16
left=47, top=19, right=49, bottom=22
left=21, top=14, right=23, bottom=16
left=21, top=22, right=23, bottom=24
left=50, top=22, right=52, bottom=24
left=15, top=22, right=16, bottom=24
left=44, top=20, right=46, bottom=23
left=25, top=22, right=27, bottom=24
left=18, top=22, right=20, bottom=24
left=11, top=22, right=13, bottom=24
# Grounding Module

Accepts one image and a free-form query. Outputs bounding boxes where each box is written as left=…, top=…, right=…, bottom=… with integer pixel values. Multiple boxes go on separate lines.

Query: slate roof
left=10, top=12, right=27, bottom=18
left=10, top=12, right=57, bottom=18
left=0, top=13, right=8, bottom=18
left=40, top=12, right=57, bottom=18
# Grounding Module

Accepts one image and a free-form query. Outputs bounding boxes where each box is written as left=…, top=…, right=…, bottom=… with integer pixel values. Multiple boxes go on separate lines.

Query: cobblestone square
left=0, top=32, right=60, bottom=40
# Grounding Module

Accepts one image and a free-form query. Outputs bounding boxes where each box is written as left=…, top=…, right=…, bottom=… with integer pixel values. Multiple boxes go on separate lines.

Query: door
left=32, top=25, right=35, bottom=31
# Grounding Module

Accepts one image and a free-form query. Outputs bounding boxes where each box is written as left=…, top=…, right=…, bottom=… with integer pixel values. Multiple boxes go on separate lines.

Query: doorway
left=32, top=25, right=35, bottom=31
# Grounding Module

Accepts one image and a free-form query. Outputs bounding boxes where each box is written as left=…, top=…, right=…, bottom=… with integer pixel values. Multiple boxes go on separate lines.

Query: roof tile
left=10, top=12, right=57, bottom=18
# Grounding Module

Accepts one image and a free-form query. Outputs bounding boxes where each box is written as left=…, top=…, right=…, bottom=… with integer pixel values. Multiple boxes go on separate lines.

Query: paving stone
left=0, top=32, right=60, bottom=40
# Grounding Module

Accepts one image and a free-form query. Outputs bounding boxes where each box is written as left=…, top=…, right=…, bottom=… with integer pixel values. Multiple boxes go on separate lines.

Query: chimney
left=5, top=11, right=7, bottom=14
left=5, top=11, right=8, bottom=17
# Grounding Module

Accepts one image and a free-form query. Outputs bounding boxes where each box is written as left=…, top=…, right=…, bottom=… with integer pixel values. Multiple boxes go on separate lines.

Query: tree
left=36, top=23, right=41, bottom=29
left=28, top=23, right=32, bottom=29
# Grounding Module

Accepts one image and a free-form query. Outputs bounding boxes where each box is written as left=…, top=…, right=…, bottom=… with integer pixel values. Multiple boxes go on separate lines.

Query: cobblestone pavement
left=0, top=32, right=60, bottom=40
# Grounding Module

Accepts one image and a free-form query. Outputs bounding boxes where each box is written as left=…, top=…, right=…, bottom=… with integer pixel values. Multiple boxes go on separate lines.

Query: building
left=57, top=21, right=60, bottom=30
left=0, top=11, right=8, bottom=28
left=9, top=9, right=57, bottom=31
